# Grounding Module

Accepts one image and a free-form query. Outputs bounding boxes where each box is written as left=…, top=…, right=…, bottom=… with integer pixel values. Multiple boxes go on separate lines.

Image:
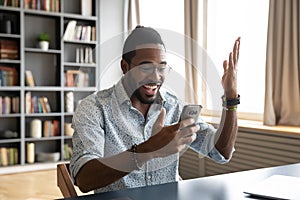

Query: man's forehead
left=134, top=44, right=166, bottom=58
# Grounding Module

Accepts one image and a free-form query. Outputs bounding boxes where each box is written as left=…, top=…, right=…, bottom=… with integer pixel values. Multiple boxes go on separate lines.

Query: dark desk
left=65, top=163, right=300, bottom=200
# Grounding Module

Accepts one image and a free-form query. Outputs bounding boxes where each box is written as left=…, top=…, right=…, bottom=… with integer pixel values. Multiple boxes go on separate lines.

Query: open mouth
left=143, top=84, right=159, bottom=90
left=142, top=83, right=161, bottom=95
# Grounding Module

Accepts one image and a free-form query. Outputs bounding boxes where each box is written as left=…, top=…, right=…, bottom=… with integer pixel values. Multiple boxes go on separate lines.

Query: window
left=205, top=0, right=269, bottom=120
left=139, top=0, right=269, bottom=121
left=140, top=0, right=184, bottom=77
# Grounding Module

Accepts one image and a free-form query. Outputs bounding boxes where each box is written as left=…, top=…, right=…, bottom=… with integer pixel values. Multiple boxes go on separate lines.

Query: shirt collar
left=114, top=77, right=167, bottom=106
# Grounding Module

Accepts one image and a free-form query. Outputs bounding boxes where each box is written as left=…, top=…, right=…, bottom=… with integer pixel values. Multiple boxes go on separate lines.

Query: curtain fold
left=264, top=0, right=300, bottom=126
left=125, top=0, right=140, bottom=32
left=184, top=0, right=199, bottom=104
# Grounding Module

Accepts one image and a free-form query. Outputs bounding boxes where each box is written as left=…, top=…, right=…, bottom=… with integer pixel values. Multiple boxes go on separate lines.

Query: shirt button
left=147, top=175, right=151, bottom=179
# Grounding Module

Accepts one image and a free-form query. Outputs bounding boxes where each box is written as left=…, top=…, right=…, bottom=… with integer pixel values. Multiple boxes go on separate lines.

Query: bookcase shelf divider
left=0, top=0, right=99, bottom=173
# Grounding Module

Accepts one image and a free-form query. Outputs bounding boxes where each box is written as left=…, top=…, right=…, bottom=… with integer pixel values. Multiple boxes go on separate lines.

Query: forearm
left=75, top=147, right=154, bottom=193
left=215, top=109, right=238, bottom=159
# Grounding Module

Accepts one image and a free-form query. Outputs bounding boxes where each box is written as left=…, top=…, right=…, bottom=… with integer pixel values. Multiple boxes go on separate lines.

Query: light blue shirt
left=70, top=78, right=230, bottom=193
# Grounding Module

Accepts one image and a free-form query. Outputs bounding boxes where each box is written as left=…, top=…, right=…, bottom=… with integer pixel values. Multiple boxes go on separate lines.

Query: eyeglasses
left=135, top=63, right=171, bottom=75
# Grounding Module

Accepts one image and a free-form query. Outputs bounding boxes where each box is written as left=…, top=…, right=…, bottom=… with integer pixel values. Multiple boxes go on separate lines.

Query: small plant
left=37, top=32, right=50, bottom=42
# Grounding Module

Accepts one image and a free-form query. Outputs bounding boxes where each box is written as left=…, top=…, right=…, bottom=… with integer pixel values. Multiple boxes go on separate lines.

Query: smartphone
left=180, top=104, right=202, bottom=122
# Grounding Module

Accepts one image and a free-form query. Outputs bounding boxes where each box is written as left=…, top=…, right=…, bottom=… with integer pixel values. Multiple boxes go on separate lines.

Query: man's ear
left=121, top=59, right=129, bottom=74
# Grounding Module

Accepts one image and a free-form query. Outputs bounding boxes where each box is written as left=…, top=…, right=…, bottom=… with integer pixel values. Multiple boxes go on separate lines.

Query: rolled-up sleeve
left=189, top=117, right=232, bottom=164
left=69, top=95, right=105, bottom=181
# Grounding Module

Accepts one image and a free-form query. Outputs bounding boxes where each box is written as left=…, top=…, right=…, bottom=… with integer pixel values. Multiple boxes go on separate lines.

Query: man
left=70, top=26, right=240, bottom=193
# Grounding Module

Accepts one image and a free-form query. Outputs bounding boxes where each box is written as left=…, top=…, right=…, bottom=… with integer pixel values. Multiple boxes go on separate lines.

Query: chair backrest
left=57, top=163, right=78, bottom=198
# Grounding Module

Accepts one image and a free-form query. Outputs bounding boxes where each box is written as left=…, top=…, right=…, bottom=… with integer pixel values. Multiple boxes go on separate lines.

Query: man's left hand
left=222, top=37, right=241, bottom=98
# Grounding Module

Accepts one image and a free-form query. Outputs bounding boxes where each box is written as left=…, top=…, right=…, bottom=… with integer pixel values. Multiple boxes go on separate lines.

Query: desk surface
left=65, top=163, right=300, bottom=200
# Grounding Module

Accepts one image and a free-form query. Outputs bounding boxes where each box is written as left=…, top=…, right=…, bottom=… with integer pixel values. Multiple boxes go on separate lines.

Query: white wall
left=98, top=0, right=125, bottom=90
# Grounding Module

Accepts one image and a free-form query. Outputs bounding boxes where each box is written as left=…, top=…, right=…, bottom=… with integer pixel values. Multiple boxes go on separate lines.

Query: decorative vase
left=38, top=41, right=49, bottom=50
left=27, top=143, right=35, bottom=164
left=65, top=92, right=74, bottom=113
left=30, top=119, right=42, bottom=138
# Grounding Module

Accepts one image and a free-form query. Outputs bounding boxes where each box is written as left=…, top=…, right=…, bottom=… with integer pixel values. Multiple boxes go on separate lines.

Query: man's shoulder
left=95, top=87, right=115, bottom=99
left=79, top=86, right=115, bottom=105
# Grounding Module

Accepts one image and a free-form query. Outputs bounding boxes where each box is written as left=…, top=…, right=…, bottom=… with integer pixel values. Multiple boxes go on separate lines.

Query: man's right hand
left=138, top=108, right=200, bottom=158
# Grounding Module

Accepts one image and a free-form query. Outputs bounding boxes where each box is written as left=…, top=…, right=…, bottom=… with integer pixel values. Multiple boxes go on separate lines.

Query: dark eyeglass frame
left=132, top=63, right=172, bottom=75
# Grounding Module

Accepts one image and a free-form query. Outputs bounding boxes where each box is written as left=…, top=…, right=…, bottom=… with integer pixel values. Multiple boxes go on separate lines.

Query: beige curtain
left=125, top=0, right=140, bottom=32
left=264, top=0, right=300, bottom=126
left=184, top=0, right=199, bottom=104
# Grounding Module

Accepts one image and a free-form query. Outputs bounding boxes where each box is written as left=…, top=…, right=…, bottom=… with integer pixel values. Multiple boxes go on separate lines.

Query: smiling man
left=70, top=26, right=241, bottom=194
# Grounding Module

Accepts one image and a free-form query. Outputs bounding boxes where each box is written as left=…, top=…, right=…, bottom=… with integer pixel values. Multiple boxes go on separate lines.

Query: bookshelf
left=0, top=0, right=99, bottom=172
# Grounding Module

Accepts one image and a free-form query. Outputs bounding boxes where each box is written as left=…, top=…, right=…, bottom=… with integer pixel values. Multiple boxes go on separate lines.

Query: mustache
left=139, top=80, right=163, bottom=86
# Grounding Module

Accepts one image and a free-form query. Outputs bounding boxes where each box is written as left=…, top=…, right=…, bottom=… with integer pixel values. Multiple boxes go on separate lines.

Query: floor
left=0, top=169, right=92, bottom=200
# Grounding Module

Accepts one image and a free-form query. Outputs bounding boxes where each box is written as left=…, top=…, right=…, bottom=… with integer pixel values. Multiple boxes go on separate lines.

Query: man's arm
left=75, top=111, right=199, bottom=192
left=75, top=151, right=139, bottom=193
left=215, top=37, right=241, bottom=159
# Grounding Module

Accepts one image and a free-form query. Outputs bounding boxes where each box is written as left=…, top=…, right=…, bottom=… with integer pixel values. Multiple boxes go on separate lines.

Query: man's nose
left=149, top=67, right=161, bottom=81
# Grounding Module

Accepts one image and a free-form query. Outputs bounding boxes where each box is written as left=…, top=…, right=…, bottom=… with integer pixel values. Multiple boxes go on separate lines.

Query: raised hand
left=222, top=37, right=241, bottom=98
left=143, top=108, right=199, bottom=158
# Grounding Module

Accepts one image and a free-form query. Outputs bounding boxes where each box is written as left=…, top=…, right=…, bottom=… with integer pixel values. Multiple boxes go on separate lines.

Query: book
left=75, top=25, right=83, bottom=40
left=25, top=91, right=31, bottom=114
left=43, top=120, right=51, bottom=137
left=0, top=39, right=19, bottom=60
left=65, top=70, right=90, bottom=87
left=0, top=96, right=2, bottom=114
left=63, top=20, right=77, bottom=41
left=91, top=26, right=96, bottom=41
left=81, top=0, right=92, bottom=16
left=39, top=97, right=47, bottom=113
left=25, top=70, right=35, bottom=86
left=0, top=65, right=18, bottom=86
left=43, top=96, right=51, bottom=113
left=12, top=96, right=20, bottom=113
left=0, top=147, right=8, bottom=166
left=4, top=96, right=11, bottom=114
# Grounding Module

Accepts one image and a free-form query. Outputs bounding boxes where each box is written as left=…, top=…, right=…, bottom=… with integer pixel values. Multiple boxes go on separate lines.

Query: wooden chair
left=57, top=163, right=78, bottom=198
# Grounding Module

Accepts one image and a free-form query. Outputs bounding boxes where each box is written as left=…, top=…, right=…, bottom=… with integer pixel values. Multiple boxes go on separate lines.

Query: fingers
left=179, top=123, right=200, bottom=138
left=151, top=108, right=166, bottom=136
left=233, top=37, right=240, bottom=65
left=181, top=133, right=197, bottom=145
left=225, top=37, right=240, bottom=71
left=179, top=118, right=195, bottom=129
left=223, top=60, right=228, bottom=72
left=157, top=108, right=166, bottom=127
left=228, top=52, right=234, bottom=70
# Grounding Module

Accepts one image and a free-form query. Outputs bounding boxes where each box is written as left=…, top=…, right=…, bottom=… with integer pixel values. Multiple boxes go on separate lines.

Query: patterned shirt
left=70, top=78, right=230, bottom=193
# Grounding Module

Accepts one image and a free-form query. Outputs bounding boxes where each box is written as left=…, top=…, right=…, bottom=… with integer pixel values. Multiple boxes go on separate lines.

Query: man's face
left=124, top=44, right=168, bottom=104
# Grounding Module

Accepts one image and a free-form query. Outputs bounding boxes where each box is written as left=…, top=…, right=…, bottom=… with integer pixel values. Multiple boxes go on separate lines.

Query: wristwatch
left=222, top=94, right=240, bottom=107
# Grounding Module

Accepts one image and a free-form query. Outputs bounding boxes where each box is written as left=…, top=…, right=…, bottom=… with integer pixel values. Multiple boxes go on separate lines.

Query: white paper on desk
left=244, top=175, right=300, bottom=200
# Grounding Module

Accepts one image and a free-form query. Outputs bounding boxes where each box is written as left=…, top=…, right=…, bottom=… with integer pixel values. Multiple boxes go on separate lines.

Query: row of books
left=64, top=69, right=93, bottom=87
left=0, top=147, right=18, bottom=166
left=24, top=0, right=60, bottom=12
left=0, top=96, right=20, bottom=114
left=63, top=20, right=96, bottom=42
left=0, top=0, right=19, bottom=7
left=0, top=66, right=18, bottom=86
left=63, top=143, right=72, bottom=160
left=25, top=92, right=52, bottom=114
left=42, top=119, right=60, bottom=137
left=76, top=47, right=94, bottom=64
left=0, top=40, right=19, bottom=60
